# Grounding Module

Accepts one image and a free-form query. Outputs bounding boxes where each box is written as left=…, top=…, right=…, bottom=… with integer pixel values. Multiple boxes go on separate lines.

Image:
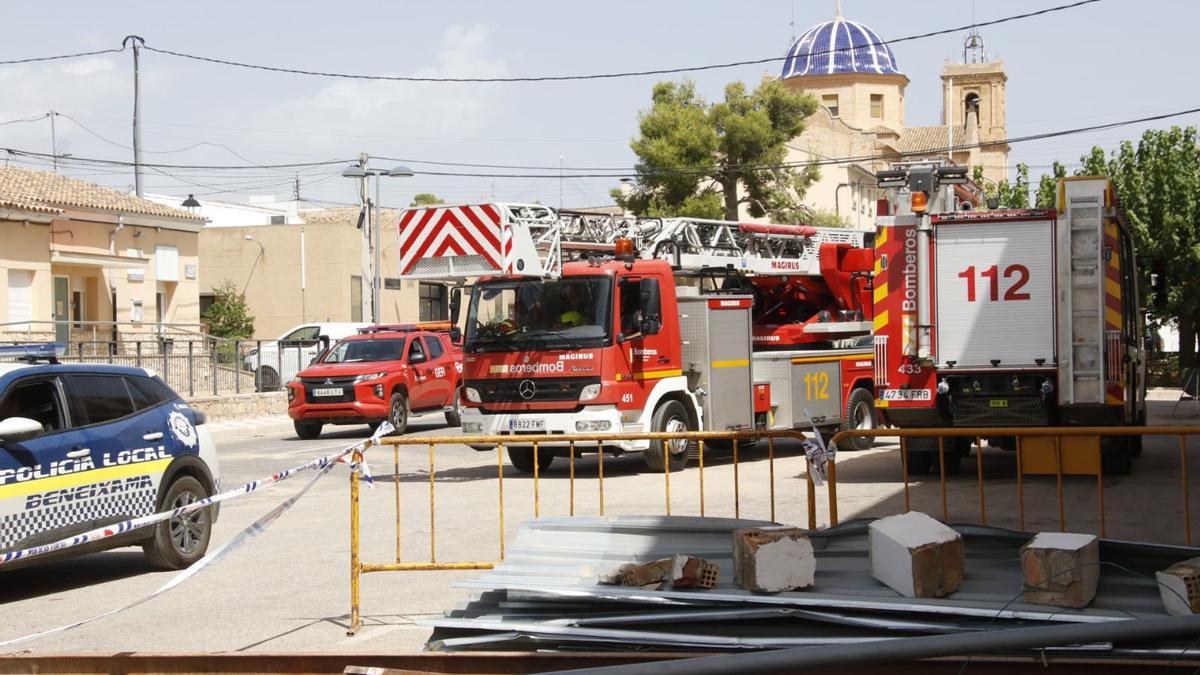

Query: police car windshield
left=465, top=276, right=612, bottom=351
left=322, top=338, right=406, bottom=363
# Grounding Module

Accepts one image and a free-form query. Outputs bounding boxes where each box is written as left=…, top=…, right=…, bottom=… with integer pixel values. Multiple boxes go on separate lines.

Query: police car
left=0, top=344, right=220, bottom=570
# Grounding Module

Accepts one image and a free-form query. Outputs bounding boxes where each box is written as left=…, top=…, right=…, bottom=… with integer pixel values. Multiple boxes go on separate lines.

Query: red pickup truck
left=286, top=324, right=463, bottom=439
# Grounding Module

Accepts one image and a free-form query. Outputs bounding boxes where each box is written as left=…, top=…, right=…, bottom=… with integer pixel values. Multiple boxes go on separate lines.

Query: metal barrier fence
left=828, top=426, right=1200, bottom=545
left=346, top=424, right=1200, bottom=635
left=346, top=429, right=810, bottom=635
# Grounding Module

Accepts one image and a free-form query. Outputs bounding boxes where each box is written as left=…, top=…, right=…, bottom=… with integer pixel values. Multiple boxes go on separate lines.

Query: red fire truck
left=872, top=165, right=1146, bottom=474
left=396, top=203, right=877, bottom=473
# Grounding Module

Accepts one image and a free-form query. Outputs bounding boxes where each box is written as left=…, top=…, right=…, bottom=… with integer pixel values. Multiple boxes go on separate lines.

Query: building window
left=270, top=215, right=286, bottom=225
left=419, top=282, right=447, bottom=322
left=870, top=94, right=884, bottom=119
left=350, top=276, right=363, bottom=322
left=383, top=278, right=402, bottom=290
left=131, top=299, right=144, bottom=323
left=821, top=94, right=839, bottom=118
left=199, top=293, right=215, bottom=317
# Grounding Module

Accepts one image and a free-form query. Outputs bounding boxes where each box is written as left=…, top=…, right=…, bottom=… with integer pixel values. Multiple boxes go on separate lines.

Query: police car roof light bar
left=0, top=343, right=67, bottom=364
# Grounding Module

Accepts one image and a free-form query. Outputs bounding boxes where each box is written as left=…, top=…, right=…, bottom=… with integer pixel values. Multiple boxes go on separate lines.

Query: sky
left=0, top=0, right=1195, bottom=212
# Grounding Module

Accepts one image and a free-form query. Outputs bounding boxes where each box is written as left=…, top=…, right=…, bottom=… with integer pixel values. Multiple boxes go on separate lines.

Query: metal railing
left=346, top=424, right=1200, bottom=636
left=827, top=426, right=1200, bottom=545
left=346, top=428, right=812, bottom=635
left=0, top=335, right=313, bottom=398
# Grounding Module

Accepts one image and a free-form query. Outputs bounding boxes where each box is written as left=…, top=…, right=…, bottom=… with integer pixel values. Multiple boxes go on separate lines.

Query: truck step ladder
left=1060, top=182, right=1106, bottom=404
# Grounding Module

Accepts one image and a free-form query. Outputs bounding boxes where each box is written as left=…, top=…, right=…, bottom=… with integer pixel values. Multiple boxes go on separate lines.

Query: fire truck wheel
left=444, top=387, right=462, bottom=427
left=388, top=392, right=410, bottom=436
left=294, top=420, right=323, bottom=440
left=507, top=446, right=554, bottom=474
left=645, top=400, right=691, bottom=473
left=903, top=437, right=937, bottom=475
left=1101, top=436, right=1133, bottom=476
left=840, top=388, right=877, bottom=451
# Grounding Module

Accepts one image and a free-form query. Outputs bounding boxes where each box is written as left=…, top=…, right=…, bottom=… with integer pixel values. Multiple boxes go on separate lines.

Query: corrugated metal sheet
left=423, top=516, right=1200, bottom=654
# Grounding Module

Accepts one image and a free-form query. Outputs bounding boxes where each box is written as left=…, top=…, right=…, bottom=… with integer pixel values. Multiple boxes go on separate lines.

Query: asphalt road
left=2, top=401, right=1199, bottom=655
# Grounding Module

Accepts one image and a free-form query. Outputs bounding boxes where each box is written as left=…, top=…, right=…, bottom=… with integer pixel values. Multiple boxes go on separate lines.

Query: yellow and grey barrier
left=346, top=428, right=815, bottom=635
left=829, top=425, right=1200, bottom=546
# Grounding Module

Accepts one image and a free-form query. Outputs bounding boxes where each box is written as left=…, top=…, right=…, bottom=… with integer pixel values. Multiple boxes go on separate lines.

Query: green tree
left=616, top=79, right=820, bottom=221
left=1053, top=128, right=1200, bottom=364
left=203, top=280, right=255, bottom=340
left=410, top=193, right=443, bottom=207
left=972, top=163, right=1030, bottom=208
left=1034, top=161, right=1067, bottom=208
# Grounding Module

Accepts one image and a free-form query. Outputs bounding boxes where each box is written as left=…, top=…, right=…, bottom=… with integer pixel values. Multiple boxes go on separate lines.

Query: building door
left=6, top=269, right=33, bottom=331
left=53, top=276, right=69, bottom=343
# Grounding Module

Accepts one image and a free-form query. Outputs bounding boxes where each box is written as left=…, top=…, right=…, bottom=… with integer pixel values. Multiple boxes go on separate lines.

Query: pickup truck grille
left=300, top=375, right=359, bottom=403
left=467, top=376, right=599, bottom=403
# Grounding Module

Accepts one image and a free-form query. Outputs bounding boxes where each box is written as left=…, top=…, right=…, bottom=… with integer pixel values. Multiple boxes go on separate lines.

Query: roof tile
left=0, top=167, right=203, bottom=221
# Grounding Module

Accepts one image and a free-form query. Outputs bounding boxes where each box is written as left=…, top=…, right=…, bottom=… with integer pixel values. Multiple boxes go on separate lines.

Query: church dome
left=781, top=11, right=901, bottom=79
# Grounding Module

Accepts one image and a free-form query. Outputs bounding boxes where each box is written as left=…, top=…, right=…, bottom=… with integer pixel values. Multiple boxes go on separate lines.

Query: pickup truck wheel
left=294, top=420, right=323, bottom=440
left=645, top=400, right=691, bottom=473
left=508, top=446, right=553, bottom=474
left=142, top=476, right=212, bottom=570
left=388, top=392, right=409, bottom=436
left=839, top=388, right=877, bottom=451
left=444, top=387, right=462, bottom=427
left=256, top=366, right=280, bottom=392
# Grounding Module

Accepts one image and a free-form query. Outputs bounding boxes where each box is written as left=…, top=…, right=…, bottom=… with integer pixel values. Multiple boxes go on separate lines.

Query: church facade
left=775, top=9, right=1009, bottom=226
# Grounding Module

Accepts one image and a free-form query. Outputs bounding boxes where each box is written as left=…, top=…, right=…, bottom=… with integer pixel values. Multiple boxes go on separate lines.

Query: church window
left=870, top=94, right=884, bottom=119
left=964, top=92, right=981, bottom=122
left=821, top=94, right=839, bottom=117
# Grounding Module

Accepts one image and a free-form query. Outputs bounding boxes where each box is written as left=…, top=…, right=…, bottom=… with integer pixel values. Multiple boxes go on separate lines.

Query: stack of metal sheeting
left=423, top=516, right=1200, bottom=656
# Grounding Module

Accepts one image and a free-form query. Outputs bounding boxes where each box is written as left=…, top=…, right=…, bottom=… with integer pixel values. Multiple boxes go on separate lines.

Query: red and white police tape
left=0, top=421, right=392, bottom=649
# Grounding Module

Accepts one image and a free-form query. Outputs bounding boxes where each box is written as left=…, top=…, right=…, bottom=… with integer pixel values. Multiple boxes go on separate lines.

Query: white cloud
left=256, top=24, right=508, bottom=154
left=61, top=56, right=116, bottom=77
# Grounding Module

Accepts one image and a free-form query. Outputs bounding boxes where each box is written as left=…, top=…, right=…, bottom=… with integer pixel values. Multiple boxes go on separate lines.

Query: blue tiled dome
left=781, top=13, right=901, bottom=78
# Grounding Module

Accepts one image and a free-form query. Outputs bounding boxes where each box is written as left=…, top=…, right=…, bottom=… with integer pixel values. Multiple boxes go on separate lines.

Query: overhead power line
left=0, top=2, right=1099, bottom=82
left=0, top=113, right=50, bottom=126
left=0, top=47, right=124, bottom=66
left=4, top=103, right=1194, bottom=180
left=139, top=1, right=1099, bottom=82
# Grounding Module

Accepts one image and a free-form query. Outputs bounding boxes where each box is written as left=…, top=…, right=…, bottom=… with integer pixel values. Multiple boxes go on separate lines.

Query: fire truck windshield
left=465, top=276, right=612, bottom=351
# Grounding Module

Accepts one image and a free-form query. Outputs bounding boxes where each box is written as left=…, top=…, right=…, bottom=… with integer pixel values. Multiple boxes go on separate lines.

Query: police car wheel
left=143, top=476, right=212, bottom=570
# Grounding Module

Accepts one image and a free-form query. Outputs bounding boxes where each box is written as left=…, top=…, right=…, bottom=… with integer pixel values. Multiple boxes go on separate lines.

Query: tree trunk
left=722, top=177, right=740, bottom=221
left=1180, top=313, right=1196, bottom=368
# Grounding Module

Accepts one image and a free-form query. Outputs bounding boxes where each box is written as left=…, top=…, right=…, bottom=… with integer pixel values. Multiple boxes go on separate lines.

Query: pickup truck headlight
left=287, top=385, right=296, bottom=402
left=579, top=383, right=601, bottom=401
left=354, top=372, right=390, bottom=384
left=464, top=387, right=481, bottom=403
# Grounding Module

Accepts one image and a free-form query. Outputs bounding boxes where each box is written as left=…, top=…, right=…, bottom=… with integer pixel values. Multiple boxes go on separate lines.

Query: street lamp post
left=342, top=162, right=414, bottom=325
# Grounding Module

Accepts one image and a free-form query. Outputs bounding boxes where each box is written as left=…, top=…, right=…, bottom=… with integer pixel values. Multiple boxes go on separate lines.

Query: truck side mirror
left=449, top=287, right=462, bottom=326
left=639, top=278, right=662, bottom=336
left=311, top=335, right=331, bottom=365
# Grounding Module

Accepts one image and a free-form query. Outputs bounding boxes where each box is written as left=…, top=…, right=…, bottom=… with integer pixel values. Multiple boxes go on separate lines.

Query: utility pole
left=123, top=36, right=146, bottom=196
left=49, top=111, right=57, bottom=172
left=359, top=152, right=372, bottom=324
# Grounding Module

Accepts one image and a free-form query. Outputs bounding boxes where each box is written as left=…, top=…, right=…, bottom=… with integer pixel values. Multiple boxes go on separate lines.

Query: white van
left=244, top=323, right=364, bottom=391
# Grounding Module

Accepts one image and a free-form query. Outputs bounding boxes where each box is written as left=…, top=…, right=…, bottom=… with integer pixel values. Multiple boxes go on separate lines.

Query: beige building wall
left=1, top=210, right=200, bottom=337
left=199, top=219, right=423, bottom=339
left=941, top=61, right=1009, bottom=185
left=782, top=72, right=908, bottom=133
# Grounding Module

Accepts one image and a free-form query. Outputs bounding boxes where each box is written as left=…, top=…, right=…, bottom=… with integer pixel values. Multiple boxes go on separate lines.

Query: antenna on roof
left=835, top=0, right=842, bottom=20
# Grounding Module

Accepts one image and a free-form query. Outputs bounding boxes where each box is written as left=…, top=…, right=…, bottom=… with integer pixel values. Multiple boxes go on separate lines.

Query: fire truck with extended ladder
left=395, top=203, right=877, bottom=473
left=872, top=164, right=1147, bottom=475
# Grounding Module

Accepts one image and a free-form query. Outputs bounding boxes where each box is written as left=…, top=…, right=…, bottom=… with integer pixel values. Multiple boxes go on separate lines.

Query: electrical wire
left=137, top=1, right=1100, bottom=83
left=0, top=47, right=124, bottom=66
left=4, top=103, right=1194, bottom=181
left=0, top=113, right=49, bottom=126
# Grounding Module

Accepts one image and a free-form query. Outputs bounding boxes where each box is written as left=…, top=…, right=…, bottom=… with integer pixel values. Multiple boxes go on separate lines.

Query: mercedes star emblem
left=518, top=379, right=537, bottom=400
